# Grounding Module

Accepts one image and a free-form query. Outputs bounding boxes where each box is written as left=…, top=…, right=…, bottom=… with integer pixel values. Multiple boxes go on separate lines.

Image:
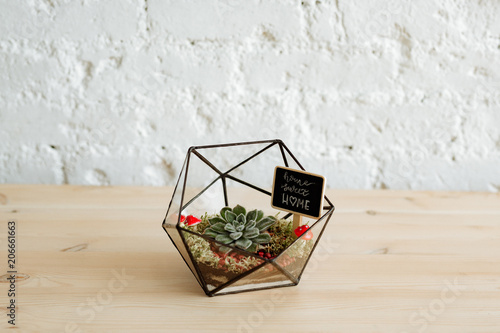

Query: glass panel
left=224, top=177, right=277, bottom=217
left=274, top=213, right=332, bottom=281
left=195, top=141, right=275, bottom=175
left=214, top=263, right=294, bottom=295
left=163, top=225, right=202, bottom=286
left=180, top=230, right=265, bottom=292
left=164, top=156, right=187, bottom=227
left=224, top=142, right=283, bottom=190
left=163, top=155, right=204, bottom=285
left=182, top=151, right=222, bottom=208
left=181, top=177, right=226, bottom=221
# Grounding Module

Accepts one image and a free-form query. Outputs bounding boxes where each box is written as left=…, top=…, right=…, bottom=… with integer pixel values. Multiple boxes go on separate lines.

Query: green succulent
left=204, top=205, right=276, bottom=253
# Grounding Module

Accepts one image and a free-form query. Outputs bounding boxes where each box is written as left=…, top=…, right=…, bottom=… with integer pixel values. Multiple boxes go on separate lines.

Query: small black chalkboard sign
left=271, top=166, right=326, bottom=219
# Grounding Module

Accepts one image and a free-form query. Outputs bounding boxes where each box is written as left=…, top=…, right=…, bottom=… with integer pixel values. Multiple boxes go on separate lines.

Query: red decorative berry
left=180, top=215, right=186, bottom=223
left=294, top=225, right=309, bottom=237
left=265, top=253, right=272, bottom=259
left=186, top=215, right=201, bottom=226
left=258, top=251, right=264, bottom=257
left=294, top=225, right=313, bottom=240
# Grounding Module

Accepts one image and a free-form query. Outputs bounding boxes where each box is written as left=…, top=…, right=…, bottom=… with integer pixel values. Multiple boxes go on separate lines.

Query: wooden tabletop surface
left=0, top=184, right=499, bottom=332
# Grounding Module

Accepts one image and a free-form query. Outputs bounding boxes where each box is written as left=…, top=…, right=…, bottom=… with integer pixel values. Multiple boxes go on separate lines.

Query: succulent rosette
left=204, top=205, right=276, bottom=253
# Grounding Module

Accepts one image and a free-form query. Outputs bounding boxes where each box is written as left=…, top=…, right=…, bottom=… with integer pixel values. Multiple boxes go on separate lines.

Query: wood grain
left=0, top=185, right=499, bottom=332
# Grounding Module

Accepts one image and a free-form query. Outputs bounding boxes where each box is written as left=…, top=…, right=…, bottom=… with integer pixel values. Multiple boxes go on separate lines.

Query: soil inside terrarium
left=197, top=262, right=240, bottom=288
left=197, top=259, right=294, bottom=290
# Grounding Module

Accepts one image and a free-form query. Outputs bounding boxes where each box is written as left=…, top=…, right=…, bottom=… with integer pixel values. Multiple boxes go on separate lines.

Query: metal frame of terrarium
left=162, top=139, right=335, bottom=296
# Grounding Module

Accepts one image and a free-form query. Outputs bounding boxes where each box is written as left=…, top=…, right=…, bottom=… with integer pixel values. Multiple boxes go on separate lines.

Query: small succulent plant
left=204, top=205, right=276, bottom=253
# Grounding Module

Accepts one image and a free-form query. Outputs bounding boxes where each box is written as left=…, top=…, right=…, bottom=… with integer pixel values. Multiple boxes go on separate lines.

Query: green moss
left=264, top=217, right=296, bottom=256
left=182, top=231, right=219, bottom=269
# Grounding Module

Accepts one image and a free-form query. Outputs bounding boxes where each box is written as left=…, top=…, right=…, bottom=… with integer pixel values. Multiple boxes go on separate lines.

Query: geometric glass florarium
left=162, top=139, right=335, bottom=296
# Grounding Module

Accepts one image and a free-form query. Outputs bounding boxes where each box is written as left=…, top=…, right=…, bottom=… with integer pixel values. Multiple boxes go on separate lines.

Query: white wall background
left=0, top=0, right=499, bottom=191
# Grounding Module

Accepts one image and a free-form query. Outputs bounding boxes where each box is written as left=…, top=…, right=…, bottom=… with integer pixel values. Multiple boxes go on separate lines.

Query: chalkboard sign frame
left=271, top=166, right=326, bottom=219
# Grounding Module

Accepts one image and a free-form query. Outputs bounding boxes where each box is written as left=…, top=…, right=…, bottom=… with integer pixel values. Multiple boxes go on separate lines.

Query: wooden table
left=0, top=185, right=499, bottom=332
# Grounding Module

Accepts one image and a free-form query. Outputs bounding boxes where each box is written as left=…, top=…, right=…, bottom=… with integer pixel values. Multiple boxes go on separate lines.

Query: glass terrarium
left=162, top=139, right=335, bottom=296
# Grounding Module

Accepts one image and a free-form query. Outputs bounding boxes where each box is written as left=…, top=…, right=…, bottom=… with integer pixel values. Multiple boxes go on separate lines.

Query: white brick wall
left=0, top=0, right=499, bottom=191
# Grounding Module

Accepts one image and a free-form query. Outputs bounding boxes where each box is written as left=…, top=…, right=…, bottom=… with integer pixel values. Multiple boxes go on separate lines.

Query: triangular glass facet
left=213, top=263, right=295, bottom=295
left=223, top=177, right=276, bottom=217
left=164, top=225, right=203, bottom=286
left=225, top=142, right=284, bottom=190
left=195, top=141, right=276, bottom=175
left=274, top=213, right=332, bottom=281
left=164, top=156, right=187, bottom=227
left=181, top=177, right=226, bottom=220
left=182, top=150, right=222, bottom=210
